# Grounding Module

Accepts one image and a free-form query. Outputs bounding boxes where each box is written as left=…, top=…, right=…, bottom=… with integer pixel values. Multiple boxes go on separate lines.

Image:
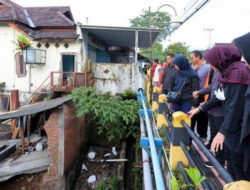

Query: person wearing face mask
left=234, top=32, right=250, bottom=177
left=188, top=45, right=250, bottom=181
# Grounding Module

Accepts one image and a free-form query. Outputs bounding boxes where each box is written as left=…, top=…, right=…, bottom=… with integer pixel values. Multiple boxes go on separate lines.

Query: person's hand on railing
left=159, top=86, right=162, bottom=93
left=211, top=132, right=225, bottom=152
left=192, top=91, right=200, bottom=99
left=167, top=103, right=172, bottom=110
left=187, top=107, right=200, bottom=118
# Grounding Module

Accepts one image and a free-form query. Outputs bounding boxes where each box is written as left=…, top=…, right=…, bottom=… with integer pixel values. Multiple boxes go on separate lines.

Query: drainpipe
left=140, top=116, right=153, bottom=190
left=29, top=64, right=31, bottom=93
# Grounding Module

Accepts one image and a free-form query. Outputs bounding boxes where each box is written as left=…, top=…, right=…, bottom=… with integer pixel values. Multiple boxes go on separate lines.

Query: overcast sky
left=13, top=0, right=250, bottom=50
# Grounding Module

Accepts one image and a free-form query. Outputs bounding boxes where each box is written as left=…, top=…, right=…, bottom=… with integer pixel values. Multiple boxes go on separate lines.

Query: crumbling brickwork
left=41, top=103, right=85, bottom=190
left=42, top=109, right=60, bottom=189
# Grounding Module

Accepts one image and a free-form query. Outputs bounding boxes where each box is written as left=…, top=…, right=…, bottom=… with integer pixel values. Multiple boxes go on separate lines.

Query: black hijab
left=172, top=54, right=200, bottom=91
left=234, top=32, right=250, bottom=64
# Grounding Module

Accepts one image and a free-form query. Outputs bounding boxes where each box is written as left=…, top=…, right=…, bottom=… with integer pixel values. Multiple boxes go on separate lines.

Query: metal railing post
left=157, top=94, right=168, bottom=128
left=152, top=86, right=159, bottom=111
left=170, top=112, right=190, bottom=169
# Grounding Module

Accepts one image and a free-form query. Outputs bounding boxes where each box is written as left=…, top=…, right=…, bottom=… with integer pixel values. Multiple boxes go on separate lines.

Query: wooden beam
left=0, top=97, right=71, bottom=121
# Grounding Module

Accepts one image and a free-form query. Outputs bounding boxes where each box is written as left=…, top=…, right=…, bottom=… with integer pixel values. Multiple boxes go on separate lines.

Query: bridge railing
left=150, top=86, right=250, bottom=190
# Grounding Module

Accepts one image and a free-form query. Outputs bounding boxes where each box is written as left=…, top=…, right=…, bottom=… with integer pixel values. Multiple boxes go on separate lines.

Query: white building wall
left=0, top=24, right=83, bottom=102
left=91, top=63, right=145, bottom=95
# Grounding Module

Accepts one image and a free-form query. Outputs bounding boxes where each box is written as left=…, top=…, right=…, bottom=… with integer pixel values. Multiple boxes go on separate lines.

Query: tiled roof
left=17, top=25, right=77, bottom=40
left=0, top=7, right=12, bottom=20
left=0, top=0, right=75, bottom=27
left=25, top=7, right=75, bottom=27
left=0, top=0, right=76, bottom=39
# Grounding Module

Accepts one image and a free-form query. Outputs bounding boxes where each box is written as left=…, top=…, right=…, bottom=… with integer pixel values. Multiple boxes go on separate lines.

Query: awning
left=80, top=25, right=162, bottom=48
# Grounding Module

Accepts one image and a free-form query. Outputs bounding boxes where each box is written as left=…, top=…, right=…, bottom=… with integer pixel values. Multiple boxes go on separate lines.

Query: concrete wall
left=91, top=63, right=145, bottom=95
left=0, top=24, right=84, bottom=102
left=42, top=103, right=86, bottom=190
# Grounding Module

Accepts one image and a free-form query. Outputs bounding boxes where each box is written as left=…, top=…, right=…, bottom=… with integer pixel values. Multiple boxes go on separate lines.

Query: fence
left=138, top=86, right=249, bottom=190
left=50, top=71, right=90, bottom=92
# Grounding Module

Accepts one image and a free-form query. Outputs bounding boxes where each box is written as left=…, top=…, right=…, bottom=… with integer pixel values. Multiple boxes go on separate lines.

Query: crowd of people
left=145, top=32, right=250, bottom=182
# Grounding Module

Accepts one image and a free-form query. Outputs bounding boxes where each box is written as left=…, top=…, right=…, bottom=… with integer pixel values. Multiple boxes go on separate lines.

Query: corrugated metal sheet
left=81, top=25, right=161, bottom=48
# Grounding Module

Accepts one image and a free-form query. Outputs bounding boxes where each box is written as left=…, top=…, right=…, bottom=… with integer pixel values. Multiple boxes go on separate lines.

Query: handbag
left=167, top=78, right=187, bottom=102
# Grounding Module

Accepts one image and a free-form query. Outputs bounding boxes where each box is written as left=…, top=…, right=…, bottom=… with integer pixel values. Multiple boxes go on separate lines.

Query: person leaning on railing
left=188, top=45, right=250, bottom=181
left=168, top=54, right=200, bottom=113
left=192, top=69, right=226, bottom=168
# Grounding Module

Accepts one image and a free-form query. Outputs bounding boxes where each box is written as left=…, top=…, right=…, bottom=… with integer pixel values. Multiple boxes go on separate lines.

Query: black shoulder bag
left=167, top=78, right=187, bottom=102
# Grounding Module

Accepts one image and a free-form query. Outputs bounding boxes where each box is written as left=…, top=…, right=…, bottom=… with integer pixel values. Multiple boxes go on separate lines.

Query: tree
left=130, top=10, right=171, bottom=42
left=164, top=42, right=190, bottom=60
left=139, top=43, right=166, bottom=63
left=130, top=10, right=171, bottom=62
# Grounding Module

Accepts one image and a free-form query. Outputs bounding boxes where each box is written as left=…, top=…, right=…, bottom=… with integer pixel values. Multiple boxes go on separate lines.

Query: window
left=16, top=52, right=27, bottom=77
left=0, top=94, right=10, bottom=112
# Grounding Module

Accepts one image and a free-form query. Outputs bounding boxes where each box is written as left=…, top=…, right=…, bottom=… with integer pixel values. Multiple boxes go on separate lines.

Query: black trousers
left=226, top=147, right=250, bottom=181
left=191, top=110, right=208, bottom=139
left=207, top=114, right=226, bottom=164
left=162, top=89, right=168, bottom=95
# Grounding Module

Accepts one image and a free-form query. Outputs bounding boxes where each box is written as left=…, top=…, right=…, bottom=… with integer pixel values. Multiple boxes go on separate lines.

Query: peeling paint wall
left=91, top=63, right=145, bottom=95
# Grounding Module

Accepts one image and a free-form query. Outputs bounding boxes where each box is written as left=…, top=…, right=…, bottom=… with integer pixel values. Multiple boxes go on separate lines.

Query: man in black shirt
left=160, top=53, right=176, bottom=95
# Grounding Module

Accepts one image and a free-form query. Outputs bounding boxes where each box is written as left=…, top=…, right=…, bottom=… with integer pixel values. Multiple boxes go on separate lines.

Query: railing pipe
left=24, top=74, right=50, bottom=105
left=140, top=116, right=153, bottom=190
left=179, top=141, right=211, bottom=190
left=163, top=111, right=174, bottom=129
left=162, top=124, right=171, bottom=142
left=181, top=120, right=234, bottom=184
left=177, top=161, right=195, bottom=190
left=139, top=90, right=165, bottom=190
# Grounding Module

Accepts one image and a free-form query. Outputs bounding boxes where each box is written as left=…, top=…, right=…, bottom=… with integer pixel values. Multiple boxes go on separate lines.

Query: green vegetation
left=97, top=177, right=120, bottom=190
left=172, top=167, right=206, bottom=190
left=131, top=163, right=143, bottom=190
left=110, top=177, right=121, bottom=190
left=97, top=181, right=107, bottom=190
left=69, top=87, right=141, bottom=141
left=14, top=34, right=32, bottom=51
left=171, top=176, right=179, bottom=190
left=130, top=10, right=171, bottom=42
left=164, top=42, right=190, bottom=60
left=185, top=167, right=206, bottom=190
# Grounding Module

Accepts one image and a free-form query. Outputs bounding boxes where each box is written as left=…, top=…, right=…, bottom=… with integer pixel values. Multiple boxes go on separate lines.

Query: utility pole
left=204, top=24, right=213, bottom=48
left=149, top=7, right=153, bottom=103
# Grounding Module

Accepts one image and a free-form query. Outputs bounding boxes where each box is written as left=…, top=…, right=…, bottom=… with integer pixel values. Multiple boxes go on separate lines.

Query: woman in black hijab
left=168, top=54, right=200, bottom=113
left=234, top=32, right=250, bottom=174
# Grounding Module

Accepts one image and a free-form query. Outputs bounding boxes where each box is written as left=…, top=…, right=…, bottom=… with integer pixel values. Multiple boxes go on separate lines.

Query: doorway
left=62, top=54, right=75, bottom=86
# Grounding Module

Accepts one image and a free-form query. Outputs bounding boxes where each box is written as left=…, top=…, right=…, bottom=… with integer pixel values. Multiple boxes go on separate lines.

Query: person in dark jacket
left=193, top=70, right=226, bottom=168
left=234, top=32, right=250, bottom=173
left=168, top=54, right=200, bottom=113
left=160, top=53, right=176, bottom=95
left=188, top=45, right=250, bottom=181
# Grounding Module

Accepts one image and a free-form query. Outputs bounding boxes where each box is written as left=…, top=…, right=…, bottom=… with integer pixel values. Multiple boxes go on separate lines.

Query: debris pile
left=74, top=146, right=125, bottom=190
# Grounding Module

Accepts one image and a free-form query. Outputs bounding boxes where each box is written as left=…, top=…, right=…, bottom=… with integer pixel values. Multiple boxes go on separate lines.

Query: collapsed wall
left=42, top=103, right=86, bottom=190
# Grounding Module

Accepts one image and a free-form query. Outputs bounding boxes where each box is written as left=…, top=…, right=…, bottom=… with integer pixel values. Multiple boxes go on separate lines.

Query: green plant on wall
left=185, top=167, right=206, bottom=190
left=69, top=87, right=141, bottom=141
left=13, top=34, right=32, bottom=51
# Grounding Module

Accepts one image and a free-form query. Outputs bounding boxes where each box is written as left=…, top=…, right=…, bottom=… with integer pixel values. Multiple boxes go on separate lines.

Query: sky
left=12, top=0, right=250, bottom=50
